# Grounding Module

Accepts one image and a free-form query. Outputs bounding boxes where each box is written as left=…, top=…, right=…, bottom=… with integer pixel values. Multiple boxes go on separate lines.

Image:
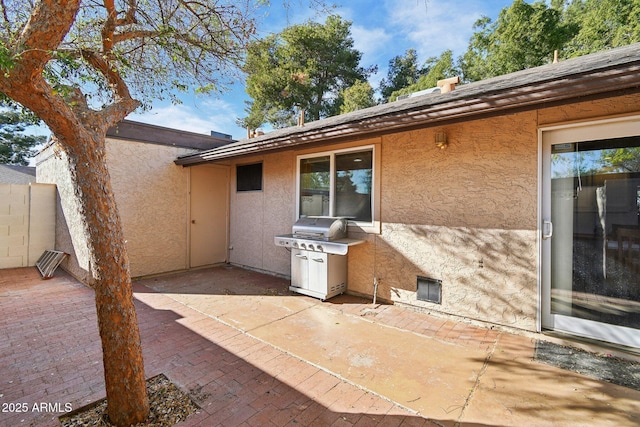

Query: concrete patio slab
left=250, top=303, right=489, bottom=421
left=1, top=266, right=433, bottom=427
left=139, top=266, right=640, bottom=427
left=141, top=267, right=317, bottom=332
left=463, top=332, right=640, bottom=426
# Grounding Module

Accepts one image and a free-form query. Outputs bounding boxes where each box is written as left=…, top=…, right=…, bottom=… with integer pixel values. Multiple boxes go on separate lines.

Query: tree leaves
left=241, top=15, right=373, bottom=129
left=339, top=80, right=376, bottom=114
left=460, top=0, right=640, bottom=82
left=390, top=50, right=458, bottom=101
left=564, top=0, right=640, bottom=57
left=379, top=49, right=424, bottom=103
left=460, top=0, right=572, bottom=82
left=0, top=109, right=45, bottom=165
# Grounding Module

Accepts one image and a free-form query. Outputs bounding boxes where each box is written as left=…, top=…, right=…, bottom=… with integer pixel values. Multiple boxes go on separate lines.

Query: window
left=236, top=162, right=262, bottom=192
left=298, top=147, right=374, bottom=223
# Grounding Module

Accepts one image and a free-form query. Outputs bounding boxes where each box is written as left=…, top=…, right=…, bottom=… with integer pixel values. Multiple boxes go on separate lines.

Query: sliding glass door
left=541, top=117, right=640, bottom=348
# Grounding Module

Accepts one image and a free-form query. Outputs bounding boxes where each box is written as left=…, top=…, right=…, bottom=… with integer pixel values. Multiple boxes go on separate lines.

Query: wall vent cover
left=417, top=276, right=441, bottom=304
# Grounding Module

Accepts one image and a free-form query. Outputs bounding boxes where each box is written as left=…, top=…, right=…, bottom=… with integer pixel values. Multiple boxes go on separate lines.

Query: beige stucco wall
left=364, top=112, right=539, bottom=330
left=36, top=138, right=194, bottom=280
left=0, top=183, right=56, bottom=268
left=226, top=94, right=640, bottom=333
left=537, top=93, right=640, bottom=126
left=36, top=146, right=91, bottom=282
left=228, top=151, right=295, bottom=275
left=106, top=138, right=193, bottom=277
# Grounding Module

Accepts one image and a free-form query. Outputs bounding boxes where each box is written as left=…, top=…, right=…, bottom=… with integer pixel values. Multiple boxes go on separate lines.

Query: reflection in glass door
left=543, top=133, right=640, bottom=348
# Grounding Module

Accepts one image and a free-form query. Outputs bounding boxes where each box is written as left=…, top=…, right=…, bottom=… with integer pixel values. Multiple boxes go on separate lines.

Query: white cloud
left=384, top=0, right=488, bottom=60
left=126, top=0, right=508, bottom=136
left=352, top=25, right=393, bottom=68
left=333, top=0, right=497, bottom=90
left=129, top=98, right=246, bottom=139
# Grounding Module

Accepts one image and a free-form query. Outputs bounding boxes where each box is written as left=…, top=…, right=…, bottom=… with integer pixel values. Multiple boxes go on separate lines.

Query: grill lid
left=292, top=217, right=347, bottom=241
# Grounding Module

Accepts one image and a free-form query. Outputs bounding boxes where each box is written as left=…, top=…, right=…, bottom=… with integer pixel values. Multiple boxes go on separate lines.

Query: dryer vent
left=417, top=276, right=441, bottom=304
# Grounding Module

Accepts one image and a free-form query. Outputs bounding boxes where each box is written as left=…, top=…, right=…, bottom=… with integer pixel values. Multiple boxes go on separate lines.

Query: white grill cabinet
left=275, top=217, right=363, bottom=300
left=291, top=249, right=348, bottom=300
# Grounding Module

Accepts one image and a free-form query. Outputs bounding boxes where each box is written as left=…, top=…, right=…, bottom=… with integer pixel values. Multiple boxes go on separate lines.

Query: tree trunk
left=1, top=80, right=149, bottom=426
left=64, top=129, right=149, bottom=426
left=0, top=2, right=150, bottom=423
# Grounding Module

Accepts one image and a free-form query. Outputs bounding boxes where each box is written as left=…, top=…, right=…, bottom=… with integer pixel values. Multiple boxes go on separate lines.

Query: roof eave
left=175, top=55, right=640, bottom=166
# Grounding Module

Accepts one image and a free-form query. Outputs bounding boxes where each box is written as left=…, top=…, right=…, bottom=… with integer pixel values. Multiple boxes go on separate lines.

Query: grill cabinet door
left=309, top=253, right=347, bottom=297
left=291, top=249, right=309, bottom=289
left=308, top=252, right=328, bottom=294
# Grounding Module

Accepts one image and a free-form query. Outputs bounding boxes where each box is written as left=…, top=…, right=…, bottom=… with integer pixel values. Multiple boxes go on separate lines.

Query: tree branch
left=81, top=49, right=134, bottom=102
left=116, top=0, right=138, bottom=26
left=102, top=0, right=117, bottom=54
left=14, top=0, right=80, bottom=78
left=112, top=30, right=160, bottom=44
left=103, top=0, right=139, bottom=55
left=79, top=48, right=140, bottom=129
left=0, top=2, right=82, bottom=147
left=0, top=0, right=10, bottom=26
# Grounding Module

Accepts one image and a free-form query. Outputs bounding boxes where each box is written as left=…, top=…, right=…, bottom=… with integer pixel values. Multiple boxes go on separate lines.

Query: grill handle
left=294, top=254, right=308, bottom=260
left=293, top=232, right=326, bottom=239
left=312, top=257, right=324, bottom=263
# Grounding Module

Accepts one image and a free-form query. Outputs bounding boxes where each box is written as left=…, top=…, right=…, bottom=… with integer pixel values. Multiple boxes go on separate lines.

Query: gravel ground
left=59, top=374, right=199, bottom=426
left=535, top=340, right=640, bottom=391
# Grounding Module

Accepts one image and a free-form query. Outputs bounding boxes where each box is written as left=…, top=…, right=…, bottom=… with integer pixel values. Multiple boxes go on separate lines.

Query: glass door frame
left=540, top=115, right=640, bottom=348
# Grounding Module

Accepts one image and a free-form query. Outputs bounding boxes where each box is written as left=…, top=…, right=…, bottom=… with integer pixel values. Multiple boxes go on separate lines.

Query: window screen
left=335, top=151, right=372, bottom=222
left=236, top=163, right=263, bottom=192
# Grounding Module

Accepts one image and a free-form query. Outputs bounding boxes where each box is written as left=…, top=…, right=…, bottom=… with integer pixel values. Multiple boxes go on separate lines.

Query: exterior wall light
left=435, top=132, right=448, bottom=150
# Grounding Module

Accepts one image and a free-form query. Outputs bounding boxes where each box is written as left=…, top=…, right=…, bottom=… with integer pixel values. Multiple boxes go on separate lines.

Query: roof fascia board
left=109, top=119, right=234, bottom=151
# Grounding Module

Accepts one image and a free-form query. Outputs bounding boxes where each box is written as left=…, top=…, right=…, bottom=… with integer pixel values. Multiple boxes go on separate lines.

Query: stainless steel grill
left=291, top=216, right=347, bottom=241
left=274, top=217, right=363, bottom=300
left=275, top=217, right=354, bottom=255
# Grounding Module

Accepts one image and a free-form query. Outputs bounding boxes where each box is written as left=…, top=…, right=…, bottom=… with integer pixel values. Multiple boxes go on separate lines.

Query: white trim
left=539, top=114, right=640, bottom=141
left=553, top=314, right=640, bottom=349
left=296, top=145, right=377, bottom=228
left=536, top=127, right=544, bottom=333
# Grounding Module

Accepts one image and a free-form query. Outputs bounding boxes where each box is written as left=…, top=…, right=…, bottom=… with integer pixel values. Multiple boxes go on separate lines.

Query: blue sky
left=128, top=0, right=514, bottom=140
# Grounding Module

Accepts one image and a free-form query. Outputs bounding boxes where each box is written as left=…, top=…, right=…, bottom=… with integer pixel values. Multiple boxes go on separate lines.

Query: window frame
left=296, top=145, right=376, bottom=228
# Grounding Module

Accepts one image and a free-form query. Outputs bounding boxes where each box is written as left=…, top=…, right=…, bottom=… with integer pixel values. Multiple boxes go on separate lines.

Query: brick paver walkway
left=0, top=268, right=434, bottom=426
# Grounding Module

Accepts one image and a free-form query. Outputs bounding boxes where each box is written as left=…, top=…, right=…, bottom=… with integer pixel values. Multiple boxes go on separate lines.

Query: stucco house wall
left=228, top=151, right=295, bottom=274
left=224, top=92, right=640, bottom=333
left=226, top=112, right=539, bottom=330
left=36, top=136, right=196, bottom=280
left=106, top=138, right=194, bottom=277
left=36, top=146, right=91, bottom=282
left=370, top=111, right=539, bottom=329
